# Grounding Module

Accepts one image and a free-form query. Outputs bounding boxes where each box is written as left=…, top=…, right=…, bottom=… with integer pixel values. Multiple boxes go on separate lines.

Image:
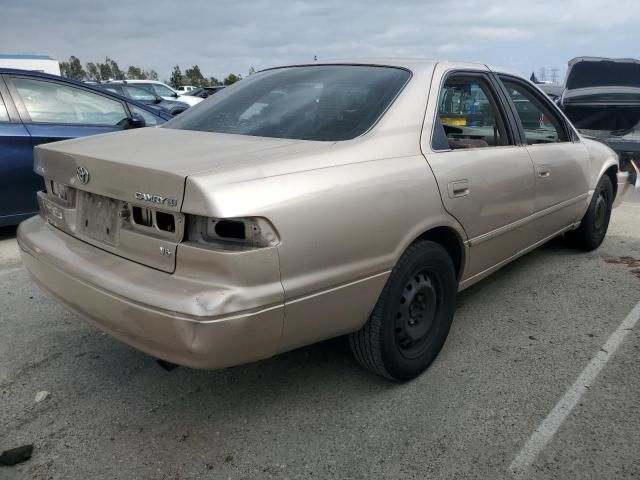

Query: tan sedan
left=18, top=60, right=632, bottom=381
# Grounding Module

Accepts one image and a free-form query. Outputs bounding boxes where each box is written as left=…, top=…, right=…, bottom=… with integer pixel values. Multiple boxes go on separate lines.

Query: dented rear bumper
left=17, top=215, right=284, bottom=369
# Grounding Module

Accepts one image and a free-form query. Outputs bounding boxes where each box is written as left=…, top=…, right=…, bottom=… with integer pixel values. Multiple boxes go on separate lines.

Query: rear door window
left=501, top=79, right=569, bottom=145
left=435, top=75, right=509, bottom=149
left=12, top=77, right=128, bottom=126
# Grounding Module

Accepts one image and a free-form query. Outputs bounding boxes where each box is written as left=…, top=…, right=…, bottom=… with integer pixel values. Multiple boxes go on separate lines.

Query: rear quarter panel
left=185, top=153, right=465, bottom=352
left=582, top=136, right=619, bottom=191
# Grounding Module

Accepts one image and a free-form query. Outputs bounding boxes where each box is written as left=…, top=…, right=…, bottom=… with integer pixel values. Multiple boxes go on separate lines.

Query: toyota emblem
left=76, top=166, right=90, bottom=185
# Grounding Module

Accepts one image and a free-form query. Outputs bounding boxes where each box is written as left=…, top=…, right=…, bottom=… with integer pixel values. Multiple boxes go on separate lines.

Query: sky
left=2, top=0, right=640, bottom=83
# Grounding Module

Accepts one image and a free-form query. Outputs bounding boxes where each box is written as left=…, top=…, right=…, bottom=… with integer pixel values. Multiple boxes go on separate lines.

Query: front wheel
left=565, top=175, right=613, bottom=251
left=349, top=241, right=457, bottom=381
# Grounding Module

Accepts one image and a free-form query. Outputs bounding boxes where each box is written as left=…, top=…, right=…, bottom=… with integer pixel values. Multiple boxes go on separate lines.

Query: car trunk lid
left=34, top=128, right=319, bottom=272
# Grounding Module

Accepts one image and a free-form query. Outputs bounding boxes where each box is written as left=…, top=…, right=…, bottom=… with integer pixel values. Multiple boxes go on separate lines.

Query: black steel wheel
left=350, top=240, right=457, bottom=381
left=565, top=175, right=613, bottom=251
left=394, top=270, right=441, bottom=359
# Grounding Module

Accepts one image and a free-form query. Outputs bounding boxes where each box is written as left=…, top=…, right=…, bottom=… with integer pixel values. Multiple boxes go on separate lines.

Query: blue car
left=0, top=69, right=172, bottom=227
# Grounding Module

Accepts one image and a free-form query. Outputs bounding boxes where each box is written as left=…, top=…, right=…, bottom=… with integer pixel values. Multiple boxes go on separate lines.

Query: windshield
left=164, top=65, right=411, bottom=141
left=566, top=60, right=640, bottom=89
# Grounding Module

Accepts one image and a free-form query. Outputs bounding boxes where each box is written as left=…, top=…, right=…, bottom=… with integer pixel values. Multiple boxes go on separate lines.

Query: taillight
left=185, top=215, right=279, bottom=250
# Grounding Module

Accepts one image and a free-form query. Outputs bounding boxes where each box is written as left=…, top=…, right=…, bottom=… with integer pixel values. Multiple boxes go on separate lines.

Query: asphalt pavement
left=1, top=190, right=639, bottom=479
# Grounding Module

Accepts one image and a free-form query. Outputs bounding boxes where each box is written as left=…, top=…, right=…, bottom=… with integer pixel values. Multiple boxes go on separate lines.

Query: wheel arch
left=412, top=225, right=466, bottom=280
left=602, top=164, right=618, bottom=199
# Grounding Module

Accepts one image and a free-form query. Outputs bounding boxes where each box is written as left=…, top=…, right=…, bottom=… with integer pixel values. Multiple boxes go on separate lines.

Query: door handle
left=448, top=180, right=470, bottom=198
left=537, top=165, right=551, bottom=178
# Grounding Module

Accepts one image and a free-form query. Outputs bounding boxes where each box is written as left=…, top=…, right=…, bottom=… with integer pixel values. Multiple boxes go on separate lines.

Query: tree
left=223, top=73, right=242, bottom=85
left=209, top=76, right=221, bottom=86
left=106, top=57, right=125, bottom=80
left=126, top=65, right=147, bottom=79
left=147, top=69, right=158, bottom=80
left=60, top=56, right=86, bottom=80
left=98, top=61, right=113, bottom=81
left=184, top=65, right=206, bottom=87
left=86, top=62, right=101, bottom=82
left=169, top=65, right=183, bottom=88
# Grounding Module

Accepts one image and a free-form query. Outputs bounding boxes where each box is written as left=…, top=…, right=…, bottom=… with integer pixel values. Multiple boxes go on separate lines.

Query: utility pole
left=550, top=68, right=559, bottom=84
left=538, top=67, right=547, bottom=82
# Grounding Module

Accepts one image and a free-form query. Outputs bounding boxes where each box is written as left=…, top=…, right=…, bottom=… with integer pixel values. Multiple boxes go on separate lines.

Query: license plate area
left=77, top=191, right=123, bottom=245
left=69, top=191, right=180, bottom=273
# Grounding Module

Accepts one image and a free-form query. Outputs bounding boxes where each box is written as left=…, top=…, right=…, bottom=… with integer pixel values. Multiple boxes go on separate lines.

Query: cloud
left=1, top=0, right=639, bottom=82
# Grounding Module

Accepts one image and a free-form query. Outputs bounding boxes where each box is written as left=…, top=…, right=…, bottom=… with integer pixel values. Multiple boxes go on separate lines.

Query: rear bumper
left=17, top=215, right=284, bottom=369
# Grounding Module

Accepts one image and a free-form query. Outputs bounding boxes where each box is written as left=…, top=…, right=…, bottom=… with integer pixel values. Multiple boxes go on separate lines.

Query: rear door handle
left=537, top=165, right=551, bottom=178
left=448, top=180, right=470, bottom=198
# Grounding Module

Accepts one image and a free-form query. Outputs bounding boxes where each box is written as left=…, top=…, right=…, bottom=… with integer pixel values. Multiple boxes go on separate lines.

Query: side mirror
left=154, top=96, right=162, bottom=104
left=127, top=112, right=146, bottom=129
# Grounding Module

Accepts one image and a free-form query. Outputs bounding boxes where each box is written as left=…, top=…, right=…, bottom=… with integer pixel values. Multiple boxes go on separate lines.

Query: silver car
left=18, top=60, right=632, bottom=381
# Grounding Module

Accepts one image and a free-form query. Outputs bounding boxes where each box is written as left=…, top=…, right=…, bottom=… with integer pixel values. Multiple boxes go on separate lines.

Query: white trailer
left=0, top=54, right=61, bottom=75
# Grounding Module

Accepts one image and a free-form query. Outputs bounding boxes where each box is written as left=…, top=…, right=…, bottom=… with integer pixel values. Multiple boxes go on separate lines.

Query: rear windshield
left=164, top=65, right=411, bottom=141
left=566, top=60, right=640, bottom=89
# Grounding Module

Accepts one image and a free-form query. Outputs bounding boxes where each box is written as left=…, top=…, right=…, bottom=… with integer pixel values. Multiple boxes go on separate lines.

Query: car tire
left=565, top=175, right=613, bottom=251
left=349, top=240, right=457, bottom=381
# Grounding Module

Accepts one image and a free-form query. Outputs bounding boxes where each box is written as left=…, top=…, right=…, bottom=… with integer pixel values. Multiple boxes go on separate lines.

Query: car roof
left=109, top=79, right=164, bottom=84
left=260, top=59, right=518, bottom=76
left=0, top=68, right=171, bottom=120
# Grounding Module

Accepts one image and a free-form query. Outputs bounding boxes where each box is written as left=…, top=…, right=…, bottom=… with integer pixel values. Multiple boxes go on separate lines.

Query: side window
left=501, top=79, right=568, bottom=145
left=128, top=104, right=164, bottom=126
left=13, top=77, right=128, bottom=126
left=436, top=76, right=509, bottom=149
left=126, top=86, right=157, bottom=101
left=150, top=84, right=175, bottom=98
left=0, top=94, right=8, bottom=122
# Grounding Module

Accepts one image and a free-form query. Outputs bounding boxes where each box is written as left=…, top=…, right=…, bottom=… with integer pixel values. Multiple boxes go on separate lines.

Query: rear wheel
left=565, top=175, right=613, bottom=251
left=349, top=241, right=457, bottom=381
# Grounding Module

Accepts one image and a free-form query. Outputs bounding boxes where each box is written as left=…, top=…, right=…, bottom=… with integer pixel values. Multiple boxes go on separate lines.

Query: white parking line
left=509, top=300, right=640, bottom=478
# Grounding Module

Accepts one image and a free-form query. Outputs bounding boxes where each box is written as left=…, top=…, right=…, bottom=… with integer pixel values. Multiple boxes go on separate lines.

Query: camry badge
left=76, top=166, right=90, bottom=185
left=135, top=191, right=178, bottom=207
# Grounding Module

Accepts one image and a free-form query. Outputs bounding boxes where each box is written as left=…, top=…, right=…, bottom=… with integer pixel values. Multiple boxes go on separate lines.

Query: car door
left=0, top=76, right=36, bottom=225
left=423, top=67, right=537, bottom=283
left=497, top=75, right=590, bottom=240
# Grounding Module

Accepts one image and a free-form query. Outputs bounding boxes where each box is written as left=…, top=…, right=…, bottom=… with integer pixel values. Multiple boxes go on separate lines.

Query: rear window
left=164, top=65, right=411, bottom=141
left=566, top=60, right=640, bottom=89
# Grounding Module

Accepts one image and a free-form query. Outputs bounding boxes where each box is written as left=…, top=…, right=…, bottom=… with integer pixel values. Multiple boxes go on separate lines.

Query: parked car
left=18, top=60, right=634, bottom=381
left=0, top=68, right=172, bottom=227
left=559, top=57, right=640, bottom=186
left=185, top=86, right=226, bottom=99
left=176, top=85, right=196, bottom=94
left=539, top=84, right=564, bottom=101
left=107, top=80, right=203, bottom=107
left=96, top=82, right=189, bottom=115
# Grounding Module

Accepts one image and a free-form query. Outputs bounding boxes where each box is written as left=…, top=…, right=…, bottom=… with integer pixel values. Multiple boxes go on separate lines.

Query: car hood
left=34, top=127, right=333, bottom=212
